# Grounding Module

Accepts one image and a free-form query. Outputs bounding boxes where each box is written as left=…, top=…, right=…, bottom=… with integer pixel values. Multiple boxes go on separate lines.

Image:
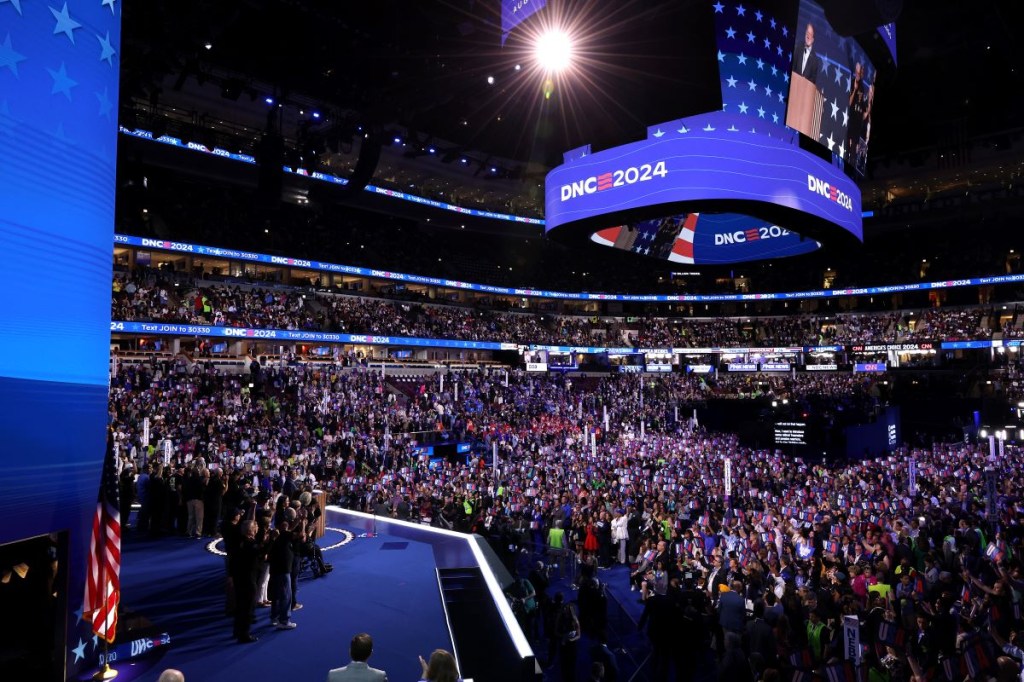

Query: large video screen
left=712, top=0, right=799, bottom=136
left=590, top=212, right=820, bottom=264
left=785, top=0, right=877, bottom=176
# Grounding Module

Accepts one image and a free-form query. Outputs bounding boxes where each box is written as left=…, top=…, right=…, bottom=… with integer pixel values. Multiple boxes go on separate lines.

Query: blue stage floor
left=103, top=521, right=454, bottom=682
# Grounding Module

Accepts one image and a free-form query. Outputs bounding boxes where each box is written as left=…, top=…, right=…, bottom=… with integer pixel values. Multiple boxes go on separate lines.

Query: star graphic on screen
left=92, top=634, right=100, bottom=650
left=746, top=30, right=755, bottom=43
left=727, top=125, right=739, bottom=132
left=782, top=26, right=788, bottom=37
left=71, top=638, right=87, bottom=663
left=747, top=78, right=757, bottom=91
left=0, top=33, right=26, bottom=77
left=846, top=76, right=852, bottom=90
left=835, top=67, right=843, bottom=84
left=50, top=3, right=82, bottom=44
left=703, top=124, right=716, bottom=131
left=717, top=50, right=725, bottom=62
left=73, top=605, right=84, bottom=623
left=771, top=112, right=779, bottom=123
left=737, top=52, right=747, bottom=65
left=97, top=31, right=116, bottom=65
left=754, top=10, right=763, bottom=21
left=48, top=62, right=77, bottom=100
left=777, top=45, right=783, bottom=57
left=771, top=65, right=778, bottom=76
left=738, top=101, right=749, bottom=114
left=1, top=0, right=23, bottom=14
left=783, top=73, right=789, bottom=84
left=769, top=17, right=776, bottom=29
left=750, top=127, right=757, bottom=133
left=757, top=106, right=766, bottom=118
left=677, top=125, right=689, bottom=134
left=842, top=109, right=849, bottom=127
left=763, top=37, right=771, bottom=49
left=764, top=84, right=772, bottom=97
left=826, top=133, right=835, bottom=151
left=838, top=142, right=845, bottom=158
left=725, top=26, right=736, bottom=39
left=712, top=1, right=724, bottom=13
left=54, top=122, right=70, bottom=143
left=736, top=4, right=746, bottom=16
left=726, top=75, right=737, bottom=88
left=756, top=58, right=764, bottom=70
left=652, top=128, right=665, bottom=138
left=96, top=87, right=112, bottom=119
left=102, top=0, right=117, bottom=13
left=830, top=98, right=839, bottom=120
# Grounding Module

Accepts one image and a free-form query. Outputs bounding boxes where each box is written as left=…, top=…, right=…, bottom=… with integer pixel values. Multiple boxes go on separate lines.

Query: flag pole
left=93, top=639, right=117, bottom=680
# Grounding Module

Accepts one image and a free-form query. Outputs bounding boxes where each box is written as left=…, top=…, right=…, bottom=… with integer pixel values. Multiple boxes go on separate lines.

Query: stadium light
left=535, top=30, right=573, bottom=73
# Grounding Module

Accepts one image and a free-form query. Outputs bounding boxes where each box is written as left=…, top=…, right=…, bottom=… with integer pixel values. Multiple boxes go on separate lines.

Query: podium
left=786, top=74, right=824, bottom=141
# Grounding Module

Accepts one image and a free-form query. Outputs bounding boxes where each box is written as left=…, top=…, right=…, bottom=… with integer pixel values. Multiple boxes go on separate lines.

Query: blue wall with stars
left=0, top=0, right=120, bottom=676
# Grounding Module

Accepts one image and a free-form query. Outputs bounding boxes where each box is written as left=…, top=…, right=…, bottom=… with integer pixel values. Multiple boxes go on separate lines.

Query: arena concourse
left=6, top=1, right=1024, bottom=682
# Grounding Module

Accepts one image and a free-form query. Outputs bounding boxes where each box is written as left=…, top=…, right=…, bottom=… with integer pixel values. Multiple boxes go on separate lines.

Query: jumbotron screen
left=786, top=0, right=877, bottom=176
left=712, top=0, right=879, bottom=177
left=590, top=212, right=820, bottom=264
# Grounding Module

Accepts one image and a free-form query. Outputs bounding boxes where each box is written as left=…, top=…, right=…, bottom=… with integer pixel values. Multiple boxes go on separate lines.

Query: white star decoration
left=713, top=1, right=724, bottom=12
left=746, top=30, right=756, bottom=43
left=102, top=0, right=117, bottom=13
left=0, top=0, right=23, bottom=14
left=726, top=75, right=737, bottom=88
left=830, top=98, right=839, bottom=120
left=738, top=102, right=749, bottom=114
left=736, top=4, right=746, bottom=16
left=757, top=106, right=766, bottom=118
left=842, top=109, right=849, bottom=127
left=747, top=78, right=757, bottom=91
left=726, top=27, right=736, bottom=39
left=838, top=142, right=845, bottom=158
left=737, top=53, right=748, bottom=65
left=50, top=3, right=81, bottom=44
left=826, top=133, right=835, bottom=151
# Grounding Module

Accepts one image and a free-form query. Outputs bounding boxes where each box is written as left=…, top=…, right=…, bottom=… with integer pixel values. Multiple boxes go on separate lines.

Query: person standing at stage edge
left=232, top=519, right=265, bottom=643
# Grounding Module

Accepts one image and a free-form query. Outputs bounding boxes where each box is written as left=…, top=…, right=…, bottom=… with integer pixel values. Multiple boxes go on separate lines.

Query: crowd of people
left=112, top=268, right=1018, bottom=351
left=108, top=352, right=1024, bottom=680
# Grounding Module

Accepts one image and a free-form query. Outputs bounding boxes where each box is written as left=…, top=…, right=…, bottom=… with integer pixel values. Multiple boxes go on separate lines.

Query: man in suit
left=718, top=580, right=747, bottom=636
left=795, top=22, right=821, bottom=84
left=327, top=633, right=389, bottom=682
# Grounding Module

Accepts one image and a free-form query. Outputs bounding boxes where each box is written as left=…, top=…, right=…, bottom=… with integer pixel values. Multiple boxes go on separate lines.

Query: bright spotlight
left=486, top=75, right=495, bottom=85
left=535, top=30, right=573, bottom=73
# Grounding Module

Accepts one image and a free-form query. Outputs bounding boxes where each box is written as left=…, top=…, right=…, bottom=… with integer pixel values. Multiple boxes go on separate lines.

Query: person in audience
left=326, top=632, right=388, bottom=682
left=417, top=649, right=460, bottom=682
left=157, top=670, right=185, bottom=682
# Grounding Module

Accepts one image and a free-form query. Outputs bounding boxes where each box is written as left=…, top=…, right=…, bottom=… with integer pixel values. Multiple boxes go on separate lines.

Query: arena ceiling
left=121, top=0, right=1024, bottom=171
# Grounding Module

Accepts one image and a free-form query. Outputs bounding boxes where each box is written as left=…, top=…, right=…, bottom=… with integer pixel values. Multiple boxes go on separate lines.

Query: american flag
left=712, top=1, right=794, bottom=131
left=83, top=429, right=121, bottom=643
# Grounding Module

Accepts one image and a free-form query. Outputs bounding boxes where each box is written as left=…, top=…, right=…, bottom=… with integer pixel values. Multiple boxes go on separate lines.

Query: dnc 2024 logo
left=560, top=162, right=668, bottom=201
